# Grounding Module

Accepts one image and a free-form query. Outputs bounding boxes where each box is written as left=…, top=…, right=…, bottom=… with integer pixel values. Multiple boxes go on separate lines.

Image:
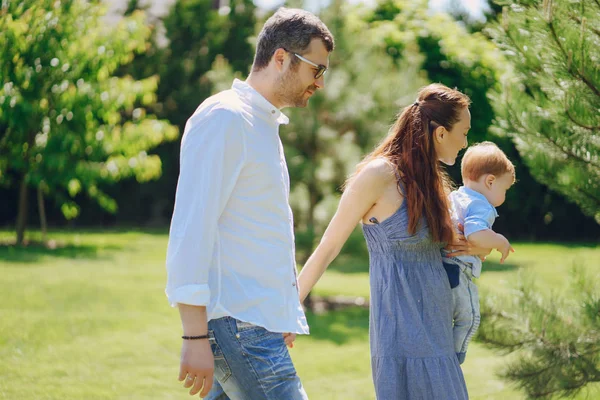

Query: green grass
left=0, top=229, right=598, bottom=399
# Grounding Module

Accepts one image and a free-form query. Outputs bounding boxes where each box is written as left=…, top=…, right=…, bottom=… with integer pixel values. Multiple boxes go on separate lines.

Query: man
left=165, top=8, right=334, bottom=399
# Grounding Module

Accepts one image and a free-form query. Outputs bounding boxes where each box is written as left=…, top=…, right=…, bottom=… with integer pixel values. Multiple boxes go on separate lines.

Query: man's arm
left=166, top=108, right=245, bottom=397
left=166, top=107, right=245, bottom=308
left=177, top=305, right=213, bottom=397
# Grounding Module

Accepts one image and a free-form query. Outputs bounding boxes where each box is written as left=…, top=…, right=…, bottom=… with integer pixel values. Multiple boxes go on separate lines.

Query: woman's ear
left=434, top=126, right=446, bottom=143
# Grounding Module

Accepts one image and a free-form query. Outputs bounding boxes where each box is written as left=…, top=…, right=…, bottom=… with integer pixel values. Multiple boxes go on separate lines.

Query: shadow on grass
left=63, top=226, right=169, bottom=236
left=0, top=242, right=122, bottom=264
left=0, top=226, right=170, bottom=236
left=327, top=255, right=522, bottom=275
left=514, top=240, right=600, bottom=249
left=482, top=260, right=520, bottom=273
left=304, top=307, right=369, bottom=345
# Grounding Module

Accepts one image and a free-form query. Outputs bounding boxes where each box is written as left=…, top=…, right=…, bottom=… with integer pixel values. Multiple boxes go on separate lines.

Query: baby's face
left=487, top=172, right=514, bottom=207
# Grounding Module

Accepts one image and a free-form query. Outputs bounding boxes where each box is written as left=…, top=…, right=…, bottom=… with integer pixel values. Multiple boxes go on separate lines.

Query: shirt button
left=271, top=110, right=276, bottom=114
left=292, top=282, right=296, bottom=287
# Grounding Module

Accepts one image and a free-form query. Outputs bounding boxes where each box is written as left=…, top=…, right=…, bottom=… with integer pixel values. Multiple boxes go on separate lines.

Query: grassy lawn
left=0, top=229, right=598, bottom=399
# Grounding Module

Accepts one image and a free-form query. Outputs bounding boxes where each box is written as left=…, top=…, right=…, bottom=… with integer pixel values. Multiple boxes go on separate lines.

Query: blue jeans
left=205, top=317, right=308, bottom=400
left=451, top=266, right=480, bottom=364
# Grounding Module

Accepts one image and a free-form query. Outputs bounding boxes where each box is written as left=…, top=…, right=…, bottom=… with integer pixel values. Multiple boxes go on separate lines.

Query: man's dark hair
left=252, top=8, right=334, bottom=71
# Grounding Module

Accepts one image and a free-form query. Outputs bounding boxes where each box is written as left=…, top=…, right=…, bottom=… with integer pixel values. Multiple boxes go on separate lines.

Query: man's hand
left=179, top=340, right=214, bottom=398
left=497, top=234, right=515, bottom=263
left=283, top=333, right=296, bottom=348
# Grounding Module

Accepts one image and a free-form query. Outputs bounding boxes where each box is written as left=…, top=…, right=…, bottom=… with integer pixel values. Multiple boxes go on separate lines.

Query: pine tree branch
left=499, top=8, right=600, bottom=167
left=482, top=269, right=600, bottom=399
left=502, top=24, right=545, bottom=75
left=573, top=186, right=600, bottom=208
left=548, top=20, right=600, bottom=98
left=579, top=355, right=600, bottom=381
left=505, top=342, right=600, bottom=398
left=531, top=382, right=588, bottom=399
left=478, top=330, right=537, bottom=351
left=509, top=359, right=564, bottom=380
left=565, top=107, right=600, bottom=131
left=505, top=101, right=600, bottom=170
left=569, top=15, right=600, bottom=39
left=500, top=16, right=600, bottom=136
left=482, top=311, right=562, bottom=353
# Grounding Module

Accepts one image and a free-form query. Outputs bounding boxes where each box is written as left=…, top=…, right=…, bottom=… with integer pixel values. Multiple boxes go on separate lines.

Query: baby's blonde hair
left=461, top=141, right=515, bottom=183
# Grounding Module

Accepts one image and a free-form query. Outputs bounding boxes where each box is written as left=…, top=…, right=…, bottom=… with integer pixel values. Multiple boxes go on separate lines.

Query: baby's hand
left=497, top=234, right=514, bottom=263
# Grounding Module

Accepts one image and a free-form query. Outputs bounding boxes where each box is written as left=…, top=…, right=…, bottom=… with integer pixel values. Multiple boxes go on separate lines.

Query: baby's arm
left=463, top=200, right=514, bottom=263
left=467, top=229, right=514, bottom=263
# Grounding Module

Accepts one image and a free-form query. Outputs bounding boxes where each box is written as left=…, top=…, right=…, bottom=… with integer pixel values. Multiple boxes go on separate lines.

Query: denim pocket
left=208, top=329, right=232, bottom=383
left=237, top=325, right=297, bottom=383
left=234, top=320, right=272, bottom=343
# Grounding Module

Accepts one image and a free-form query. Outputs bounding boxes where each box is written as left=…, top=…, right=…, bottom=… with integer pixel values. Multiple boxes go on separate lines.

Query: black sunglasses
left=283, top=48, right=328, bottom=79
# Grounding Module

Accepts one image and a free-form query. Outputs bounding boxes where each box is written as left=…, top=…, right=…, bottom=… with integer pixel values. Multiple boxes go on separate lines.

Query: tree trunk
left=38, top=182, right=48, bottom=244
left=16, top=175, right=29, bottom=246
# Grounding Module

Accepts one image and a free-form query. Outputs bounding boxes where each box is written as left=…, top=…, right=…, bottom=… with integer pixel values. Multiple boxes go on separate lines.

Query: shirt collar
left=458, top=186, right=499, bottom=216
left=232, top=79, right=289, bottom=125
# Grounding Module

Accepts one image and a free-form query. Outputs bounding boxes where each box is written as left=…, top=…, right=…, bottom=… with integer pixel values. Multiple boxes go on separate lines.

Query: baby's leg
left=452, top=271, right=480, bottom=364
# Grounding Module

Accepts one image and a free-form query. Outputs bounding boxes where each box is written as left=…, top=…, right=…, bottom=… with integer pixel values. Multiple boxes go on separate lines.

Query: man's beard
left=276, top=69, right=315, bottom=108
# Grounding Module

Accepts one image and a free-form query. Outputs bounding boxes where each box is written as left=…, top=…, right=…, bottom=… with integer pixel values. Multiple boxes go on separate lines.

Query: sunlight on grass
left=0, top=229, right=598, bottom=399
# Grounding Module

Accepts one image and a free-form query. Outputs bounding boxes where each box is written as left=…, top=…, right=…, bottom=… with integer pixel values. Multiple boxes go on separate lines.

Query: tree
left=281, top=0, right=429, bottom=267
left=486, top=0, right=600, bottom=223
left=99, top=0, right=258, bottom=227
left=202, top=2, right=429, bottom=308
left=159, top=0, right=256, bottom=129
left=478, top=267, right=600, bottom=399
left=473, top=2, right=600, bottom=396
left=442, top=0, right=502, bottom=33
left=368, top=0, right=600, bottom=241
left=0, top=0, right=178, bottom=245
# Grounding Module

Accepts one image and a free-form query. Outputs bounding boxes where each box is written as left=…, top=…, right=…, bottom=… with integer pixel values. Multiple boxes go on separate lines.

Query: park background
left=0, top=0, right=599, bottom=399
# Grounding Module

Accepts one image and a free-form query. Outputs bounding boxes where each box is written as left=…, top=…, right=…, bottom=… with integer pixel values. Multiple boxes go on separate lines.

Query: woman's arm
left=298, top=159, right=395, bottom=302
left=444, top=223, right=493, bottom=259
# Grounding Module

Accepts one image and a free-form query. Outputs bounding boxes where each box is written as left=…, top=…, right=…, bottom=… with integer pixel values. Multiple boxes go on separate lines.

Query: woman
left=298, top=84, right=487, bottom=399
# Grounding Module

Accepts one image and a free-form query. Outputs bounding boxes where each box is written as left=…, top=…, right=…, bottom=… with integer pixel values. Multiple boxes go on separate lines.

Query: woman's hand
left=283, top=333, right=296, bottom=348
left=444, top=223, right=492, bottom=259
left=444, top=231, right=470, bottom=257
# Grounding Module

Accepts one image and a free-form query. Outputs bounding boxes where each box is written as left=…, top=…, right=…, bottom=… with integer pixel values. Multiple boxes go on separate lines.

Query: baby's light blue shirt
left=444, top=186, right=498, bottom=277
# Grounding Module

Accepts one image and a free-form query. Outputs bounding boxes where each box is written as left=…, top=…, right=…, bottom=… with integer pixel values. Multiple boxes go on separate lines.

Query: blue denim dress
left=362, top=199, right=469, bottom=399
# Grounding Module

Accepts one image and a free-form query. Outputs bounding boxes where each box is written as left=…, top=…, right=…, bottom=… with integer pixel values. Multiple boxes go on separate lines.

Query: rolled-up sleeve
left=464, top=200, right=496, bottom=238
left=165, top=108, right=246, bottom=307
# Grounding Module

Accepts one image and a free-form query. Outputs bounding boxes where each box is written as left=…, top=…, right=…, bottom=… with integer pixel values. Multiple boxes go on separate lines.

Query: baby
left=443, top=141, right=516, bottom=364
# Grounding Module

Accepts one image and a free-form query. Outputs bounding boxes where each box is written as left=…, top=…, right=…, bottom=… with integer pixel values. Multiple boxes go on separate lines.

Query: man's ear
left=272, top=48, right=287, bottom=72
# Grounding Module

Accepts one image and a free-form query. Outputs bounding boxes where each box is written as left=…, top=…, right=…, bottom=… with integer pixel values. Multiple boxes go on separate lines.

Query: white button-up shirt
left=166, top=79, right=309, bottom=335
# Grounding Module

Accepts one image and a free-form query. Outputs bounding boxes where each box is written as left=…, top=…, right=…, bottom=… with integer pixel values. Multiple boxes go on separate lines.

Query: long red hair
left=349, top=84, right=471, bottom=243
